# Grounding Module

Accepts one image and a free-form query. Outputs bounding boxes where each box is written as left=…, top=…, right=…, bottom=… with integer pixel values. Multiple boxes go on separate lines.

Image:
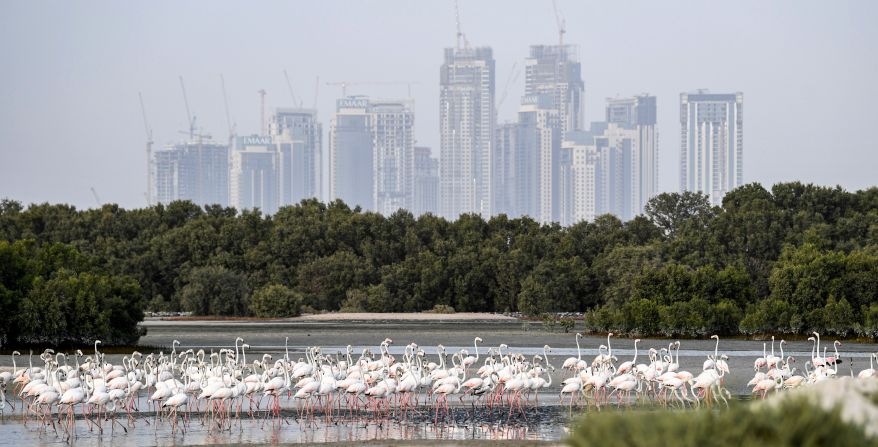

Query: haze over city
left=1, top=0, right=876, bottom=211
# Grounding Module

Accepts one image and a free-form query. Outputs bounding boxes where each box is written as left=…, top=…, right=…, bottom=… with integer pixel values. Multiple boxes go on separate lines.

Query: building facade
left=329, top=96, right=415, bottom=214
left=559, top=131, right=598, bottom=225
left=439, top=46, right=495, bottom=218
left=607, top=95, right=658, bottom=215
left=680, top=91, right=743, bottom=204
left=329, top=97, right=374, bottom=211
left=154, top=140, right=229, bottom=207
left=525, top=44, right=584, bottom=137
left=517, top=94, right=561, bottom=223
left=412, top=146, right=439, bottom=216
left=230, top=135, right=278, bottom=215
left=559, top=120, right=644, bottom=224
left=371, top=99, right=415, bottom=215
left=493, top=122, right=520, bottom=217
left=269, top=108, right=322, bottom=206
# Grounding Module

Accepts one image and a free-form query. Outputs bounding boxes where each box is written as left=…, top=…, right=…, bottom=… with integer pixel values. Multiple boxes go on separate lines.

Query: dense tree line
left=1, top=181, right=876, bottom=344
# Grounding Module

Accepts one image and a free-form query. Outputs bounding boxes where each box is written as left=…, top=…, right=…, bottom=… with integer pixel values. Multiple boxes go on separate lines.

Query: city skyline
left=2, top=1, right=877, bottom=211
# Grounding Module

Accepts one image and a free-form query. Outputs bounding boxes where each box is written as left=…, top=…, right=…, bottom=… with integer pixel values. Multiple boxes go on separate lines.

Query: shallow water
left=0, top=407, right=569, bottom=446
left=1, top=319, right=875, bottom=445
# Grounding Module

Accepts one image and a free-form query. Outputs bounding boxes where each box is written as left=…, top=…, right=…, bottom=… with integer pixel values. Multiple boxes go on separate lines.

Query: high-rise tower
left=230, top=135, right=278, bottom=215
left=329, top=96, right=414, bottom=214
left=680, top=91, right=743, bottom=204
left=607, top=95, right=658, bottom=215
left=439, top=46, right=495, bottom=218
left=269, top=108, right=322, bottom=206
left=524, top=45, right=583, bottom=137
left=154, top=139, right=229, bottom=207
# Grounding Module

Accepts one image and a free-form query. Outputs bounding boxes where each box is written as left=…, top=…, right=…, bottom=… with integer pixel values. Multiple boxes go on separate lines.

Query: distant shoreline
left=146, top=312, right=517, bottom=323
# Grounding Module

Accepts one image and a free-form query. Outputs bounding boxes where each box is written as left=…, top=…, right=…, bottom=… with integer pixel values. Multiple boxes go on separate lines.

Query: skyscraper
left=593, top=123, right=638, bottom=220
left=412, top=146, right=439, bottom=216
left=153, top=139, right=229, bottom=207
left=439, top=46, right=495, bottom=218
left=607, top=95, right=658, bottom=215
left=329, top=96, right=415, bottom=214
left=269, top=108, right=322, bottom=206
left=230, top=135, right=278, bottom=214
left=680, top=91, right=744, bottom=204
left=371, top=99, right=415, bottom=215
left=494, top=122, right=520, bottom=217
left=559, top=119, right=644, bottom=224
left=559, top=130, right=598, bottom=225
left=517, top=94, right=561, bottom=223
left=329, top=97, right=374, bottom=211
left=524, top=44, right=583, bottom=137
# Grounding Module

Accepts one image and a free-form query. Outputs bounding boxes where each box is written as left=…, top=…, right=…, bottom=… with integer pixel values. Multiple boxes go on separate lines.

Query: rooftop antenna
left=220, top=74, right=235, bottom=144
left=258, top=89, right=267, bottom=135
left=179, top=76, right=196, bottom=140
left=138, top=92, right=154, bottom=206
left=552, top=0, right=566, bottom=49
left=454, top=0, right=469, bottom=49
left=283, top=69, right=302, bottom=108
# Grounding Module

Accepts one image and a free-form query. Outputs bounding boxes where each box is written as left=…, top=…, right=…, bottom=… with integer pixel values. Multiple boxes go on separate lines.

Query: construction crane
left=325, top=80, right=420, bottom=98
left=179, top=76, right=196, bottom=140
left=496, top=62, right=520, bottom=111
left=454, top=0, right=469, bottom=49
left=552, top=0, right=566, bottom=49
left=177, top=130, right=212, bottom=140
left=138, top=92, right=155, bottom=206
left=90, top=187, right=102, bottom=207
left=283, top=69, right=303, bottom=108
left=258, top=89, right=267, bottom=135
left=220, top=74, right=236, bottom=145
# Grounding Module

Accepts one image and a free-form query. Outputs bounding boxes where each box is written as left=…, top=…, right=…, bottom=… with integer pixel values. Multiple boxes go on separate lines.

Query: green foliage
left=1, top=182, right=877, bottom=338
left=558, top=318, right=575, bottom=333
left=425, top=304, right=456, bottom=314
left=179, top=265, right=249, bottom=316
left=540, top=314, right=558, bottom=332
left=19, top=270, right=143, bottom=345
left=643, top=190, right=714, bottom=237
left=568, top=398, right=877, bottom=447
left=339, top=289, right=369, bottom=313
left=250, top=284, right=303, bottom=318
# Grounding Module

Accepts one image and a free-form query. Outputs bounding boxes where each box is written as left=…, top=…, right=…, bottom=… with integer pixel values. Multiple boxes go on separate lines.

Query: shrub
left=822, top=296, right=856, bottom=337
left=859, top=304, right=878, bottom=339
left=568, top=397, right=876, bottom=447
left=339, top=289, right=369, bottom=313
left=583, top=306, right=619, bottom=333
left=250, top=284, right=303, bottom=318
left=739, top=298, right=798, bottom=335
left=425, top=304, right=456, bottom=314
left=621, top=299, right=660, bottom=336
left=707, top=299, right=743, bottom=335
left=179, top=266, right=250, bottom=316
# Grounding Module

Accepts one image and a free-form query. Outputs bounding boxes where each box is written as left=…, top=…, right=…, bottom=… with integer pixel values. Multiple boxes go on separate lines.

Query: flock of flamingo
left=0, top=332, right=876, bottom=441
left=747, top=332, right=876, bottom=397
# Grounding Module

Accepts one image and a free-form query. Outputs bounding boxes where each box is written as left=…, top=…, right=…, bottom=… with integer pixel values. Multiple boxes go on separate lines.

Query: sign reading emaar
left=238, top=135, right=272, bottom=146
left=337, top=98, right=369, bottom=109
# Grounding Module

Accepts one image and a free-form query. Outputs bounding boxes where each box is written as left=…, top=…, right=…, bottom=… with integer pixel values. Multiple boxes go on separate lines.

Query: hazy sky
left=1, top=1, right=876, bottom=210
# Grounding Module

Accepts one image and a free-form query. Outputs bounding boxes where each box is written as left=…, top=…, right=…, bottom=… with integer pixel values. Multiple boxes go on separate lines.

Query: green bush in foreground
left=250, top=284, right=303, bottom=318
left=568, top=398, right=876, bottom=447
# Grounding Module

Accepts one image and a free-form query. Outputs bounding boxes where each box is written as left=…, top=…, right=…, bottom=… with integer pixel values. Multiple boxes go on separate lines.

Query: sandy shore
left=296, top=312, right=516, bottom=321
left=147, top=312, right=518, bottom=324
